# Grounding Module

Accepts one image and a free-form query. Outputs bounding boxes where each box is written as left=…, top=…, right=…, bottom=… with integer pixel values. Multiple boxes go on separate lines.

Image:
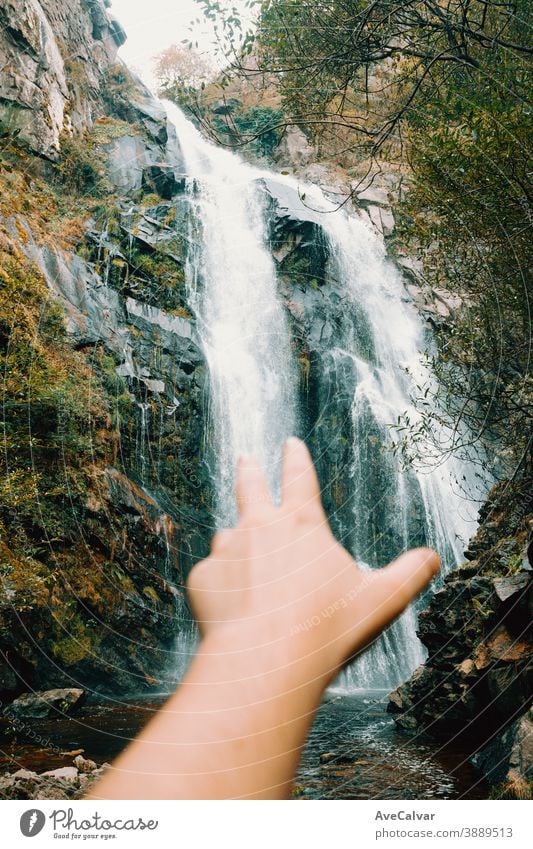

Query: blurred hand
left=91, top=437, right=440, bottom=800
left=187, top=437, right=439, bottom=677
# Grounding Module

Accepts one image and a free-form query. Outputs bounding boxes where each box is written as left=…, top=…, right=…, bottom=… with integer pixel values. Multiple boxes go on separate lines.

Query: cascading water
left=165, top=102, right=297, bottom=526
left=162, top=101, right=483, bottom=689
left=305, top=191, right=482, bottom=687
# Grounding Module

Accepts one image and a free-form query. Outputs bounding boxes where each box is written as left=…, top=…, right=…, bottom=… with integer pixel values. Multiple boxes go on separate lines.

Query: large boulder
left=6, top=688, right=86, bottom=719
left=142, top=165, right=185, bottom=200
left=272, top=125, right=314, bottom=172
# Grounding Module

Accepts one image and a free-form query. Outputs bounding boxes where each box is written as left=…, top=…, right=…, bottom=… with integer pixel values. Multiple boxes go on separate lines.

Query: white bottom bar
left=1, top=799, right=531, bottom=848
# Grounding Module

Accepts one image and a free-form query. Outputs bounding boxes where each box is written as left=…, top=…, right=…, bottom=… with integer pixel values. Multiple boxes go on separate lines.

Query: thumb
left=340, top=547, right=440, bottom=660
left=374, top=546, right=441, bottom=627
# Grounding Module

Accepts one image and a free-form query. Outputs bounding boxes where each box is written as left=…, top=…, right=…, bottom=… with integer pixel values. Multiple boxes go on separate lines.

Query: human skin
left=89, top=437, right=439, bottom=800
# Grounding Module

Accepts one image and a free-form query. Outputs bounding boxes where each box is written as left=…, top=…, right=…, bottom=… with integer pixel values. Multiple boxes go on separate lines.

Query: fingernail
left=286, top=436, right=303, bottom=448
left=237, top=454, right=257, bottom=467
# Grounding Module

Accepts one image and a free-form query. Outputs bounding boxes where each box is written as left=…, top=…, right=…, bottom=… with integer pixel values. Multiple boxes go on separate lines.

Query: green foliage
left=0, top=538, right=50, bottom=623
left=196, top=1, right=532, bottom=155
left=114, top=241, right=189, bottom=312
left=392, top=38, right=532, bottom=475
left=212, top=105, right=284, bottom=159
left=0, top=243, right=112, bottom=533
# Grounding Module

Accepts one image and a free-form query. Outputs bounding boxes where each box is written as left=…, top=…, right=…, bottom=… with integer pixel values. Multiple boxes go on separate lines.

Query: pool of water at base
left=0, top=690, right=486, bottom=799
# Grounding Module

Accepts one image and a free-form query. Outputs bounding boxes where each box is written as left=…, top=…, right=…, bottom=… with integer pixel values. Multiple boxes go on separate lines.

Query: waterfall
left=164, top=101, right=297, bottom=526
left=162, top=102, right=483, bottom=689
left=304, top=191, right=482, bottom=688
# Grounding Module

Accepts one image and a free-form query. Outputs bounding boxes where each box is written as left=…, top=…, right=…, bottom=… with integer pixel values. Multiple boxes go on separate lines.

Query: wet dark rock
left=108, top=16, right=127, bottom=48
left=212, top=100, right=236, bottom=115
left=142, top=165, right=186, bottom=199
left=471, top=710, right=532, bottom=798
left=0, top=660, right=18, bottom=698
left=6, top=688, right=86, bottom=719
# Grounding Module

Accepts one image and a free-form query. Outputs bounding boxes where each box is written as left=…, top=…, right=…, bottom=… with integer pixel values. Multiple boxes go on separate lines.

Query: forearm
left=89, top=623, right=336, bottom=800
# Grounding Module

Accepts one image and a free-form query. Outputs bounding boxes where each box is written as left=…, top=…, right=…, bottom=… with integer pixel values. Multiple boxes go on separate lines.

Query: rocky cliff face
left=0, top=0, right=127, bottom=159
left=388, top=477, right=532, bottom=796
left=0, top=0, right=213, bottom=699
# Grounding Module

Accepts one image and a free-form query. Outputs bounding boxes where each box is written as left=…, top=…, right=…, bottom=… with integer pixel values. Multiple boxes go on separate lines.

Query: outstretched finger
left=281, top=437, right=324, bottom=518
left=371, top=547, right=440, bottom=631
left=235, top=454, right=272, bottom=518
left=340, top=548, right=440, bottom=663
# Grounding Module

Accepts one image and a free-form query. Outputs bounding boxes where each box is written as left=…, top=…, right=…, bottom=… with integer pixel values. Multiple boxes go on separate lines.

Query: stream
left=0, top=692, right=486, bottom=800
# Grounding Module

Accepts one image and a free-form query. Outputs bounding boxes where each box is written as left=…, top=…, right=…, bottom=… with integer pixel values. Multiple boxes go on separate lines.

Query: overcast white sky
left=110, top=0, right=251, bottom=90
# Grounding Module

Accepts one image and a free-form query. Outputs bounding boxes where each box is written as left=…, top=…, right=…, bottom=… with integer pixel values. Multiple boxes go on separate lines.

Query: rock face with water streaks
left=388, top=478, right=532, bottom=796
left=264, top=178, right=355, bottom=540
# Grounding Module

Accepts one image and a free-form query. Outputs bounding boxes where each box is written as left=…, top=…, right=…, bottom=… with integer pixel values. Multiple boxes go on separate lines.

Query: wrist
left=197, top=608, right=348, bottom=690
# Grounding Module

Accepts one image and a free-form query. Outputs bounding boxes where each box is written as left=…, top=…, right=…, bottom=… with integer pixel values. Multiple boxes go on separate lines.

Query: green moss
left=140, top=193, right=161, bottom=207
left=106, top=562, right=135, bottom=593
left=143, top=586, right=161, bottom=604
left=55, top=133, right=109, bottom=196
left=50, top=611, right=102, bottom=666
left=92, top=117, right=133, bottom=145
left=0, top=540, right=50, bottom=625
left=116, top=243, right=189, bottom=312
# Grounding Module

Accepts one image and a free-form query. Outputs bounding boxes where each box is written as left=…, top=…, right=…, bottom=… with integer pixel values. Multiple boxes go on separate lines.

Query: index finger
left=235, top=454, right=273, bottom=519
left=281, top=437, right=325, bottom=519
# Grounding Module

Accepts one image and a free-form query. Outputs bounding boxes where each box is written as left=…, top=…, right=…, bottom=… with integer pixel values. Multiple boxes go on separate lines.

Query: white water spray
left=165, top=101, right=297, bottom=526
